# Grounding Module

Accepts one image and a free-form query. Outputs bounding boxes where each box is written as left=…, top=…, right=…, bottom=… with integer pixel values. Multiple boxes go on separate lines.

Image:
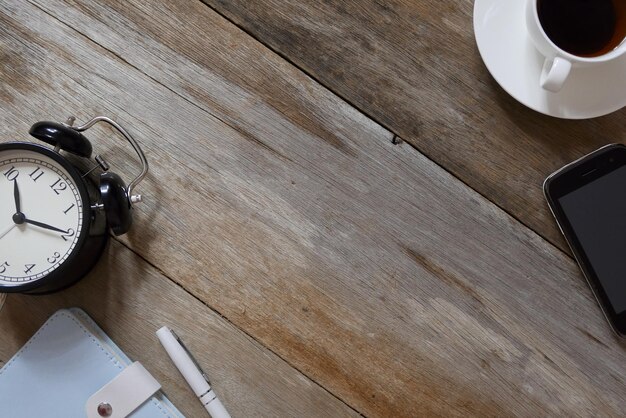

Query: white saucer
left=474, top=0, right=626, bottom=119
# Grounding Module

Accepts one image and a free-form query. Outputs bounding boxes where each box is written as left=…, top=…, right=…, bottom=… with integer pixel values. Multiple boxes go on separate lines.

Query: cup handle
left=540, top=57, right=572, bottom=93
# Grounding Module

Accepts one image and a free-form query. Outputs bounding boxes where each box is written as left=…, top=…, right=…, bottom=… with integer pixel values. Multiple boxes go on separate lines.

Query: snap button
left=97, top=402, right=113, bottom=417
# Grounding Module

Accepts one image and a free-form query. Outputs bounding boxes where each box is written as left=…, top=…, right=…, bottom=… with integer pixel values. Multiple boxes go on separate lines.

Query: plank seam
left=197, top=0, right=572, bottom=257
left=113, top=234, right=365, bottom=418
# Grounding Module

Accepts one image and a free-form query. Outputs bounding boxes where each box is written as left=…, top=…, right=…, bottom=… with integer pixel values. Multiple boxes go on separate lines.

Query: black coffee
left=538, top=0, right=626, bottom=57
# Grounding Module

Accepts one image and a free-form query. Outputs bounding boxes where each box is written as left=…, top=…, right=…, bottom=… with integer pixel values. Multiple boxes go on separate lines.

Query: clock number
left=0, top=261, right=9, bottom=274
left=50, top=178, right=67, bottom=195
left=3, top=166, right=19, bottom=181
left=63, top=203, right=76, bottom=215
left=29, top=167, right=44, bottom=182
left=47, top=252, right=61, bottom=264
left=24, top=264, right=36, bottom=274
left=61, top=228, right=75, bottom=242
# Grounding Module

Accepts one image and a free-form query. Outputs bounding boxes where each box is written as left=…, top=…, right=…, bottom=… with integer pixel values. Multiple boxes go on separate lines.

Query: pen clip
left=170, top=329, right=212, bottom=385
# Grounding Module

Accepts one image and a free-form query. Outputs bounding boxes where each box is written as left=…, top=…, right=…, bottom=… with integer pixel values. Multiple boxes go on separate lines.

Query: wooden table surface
left=1, top=1, right=625, bottom=416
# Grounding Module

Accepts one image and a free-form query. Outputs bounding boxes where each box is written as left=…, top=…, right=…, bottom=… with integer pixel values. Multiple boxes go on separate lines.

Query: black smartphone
left=544, top=144, right=626, bottom=338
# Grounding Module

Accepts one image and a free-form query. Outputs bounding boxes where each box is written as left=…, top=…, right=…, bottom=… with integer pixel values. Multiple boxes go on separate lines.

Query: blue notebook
left=0, top=308, right=184, bottom=417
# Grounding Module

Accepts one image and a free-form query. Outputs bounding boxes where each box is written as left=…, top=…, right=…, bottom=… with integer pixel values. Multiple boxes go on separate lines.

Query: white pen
left=156, top=326, right=231, bottom=418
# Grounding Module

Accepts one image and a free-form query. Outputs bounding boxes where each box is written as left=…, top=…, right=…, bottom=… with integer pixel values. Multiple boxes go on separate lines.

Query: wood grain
left=0, top=240, right=357, bottom=417
left=199, top=0, right=626, bottom=252
left=0, top=0, right=624, bottom=417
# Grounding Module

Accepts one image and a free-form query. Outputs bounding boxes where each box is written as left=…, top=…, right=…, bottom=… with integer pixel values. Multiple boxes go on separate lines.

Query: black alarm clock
left=0, top=116, right=148, bottom=294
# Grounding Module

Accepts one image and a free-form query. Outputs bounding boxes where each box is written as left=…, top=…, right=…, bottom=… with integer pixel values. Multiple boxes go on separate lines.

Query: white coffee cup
left=526, top=0, right=626, bottom=93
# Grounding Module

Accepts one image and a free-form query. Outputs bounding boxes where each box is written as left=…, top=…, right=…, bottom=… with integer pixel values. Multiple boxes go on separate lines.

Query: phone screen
left=558, top=165, right=626, bottom=315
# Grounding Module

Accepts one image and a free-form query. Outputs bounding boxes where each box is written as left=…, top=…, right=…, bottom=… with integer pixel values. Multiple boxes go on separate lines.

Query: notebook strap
left=86, top=362, right=161, bottom=418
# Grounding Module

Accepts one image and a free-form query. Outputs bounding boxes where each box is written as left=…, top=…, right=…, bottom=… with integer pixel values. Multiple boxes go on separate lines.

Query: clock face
left=0, top=147, right=86, bottom=286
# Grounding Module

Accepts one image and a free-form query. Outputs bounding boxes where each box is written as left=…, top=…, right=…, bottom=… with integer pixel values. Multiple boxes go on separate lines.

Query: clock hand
left=23, top=218, right=69, bottom=234
left=0, top=223, right=16, bottom=240
left=13, top=179, right=21, bottom=214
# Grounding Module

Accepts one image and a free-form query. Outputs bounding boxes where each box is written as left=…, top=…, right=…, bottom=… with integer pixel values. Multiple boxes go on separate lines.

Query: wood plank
left=0, top=240, right=357, bottom=417
left=198, top=0, right=626, bottom=252
left=2, top=1, right=625, bottom=416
